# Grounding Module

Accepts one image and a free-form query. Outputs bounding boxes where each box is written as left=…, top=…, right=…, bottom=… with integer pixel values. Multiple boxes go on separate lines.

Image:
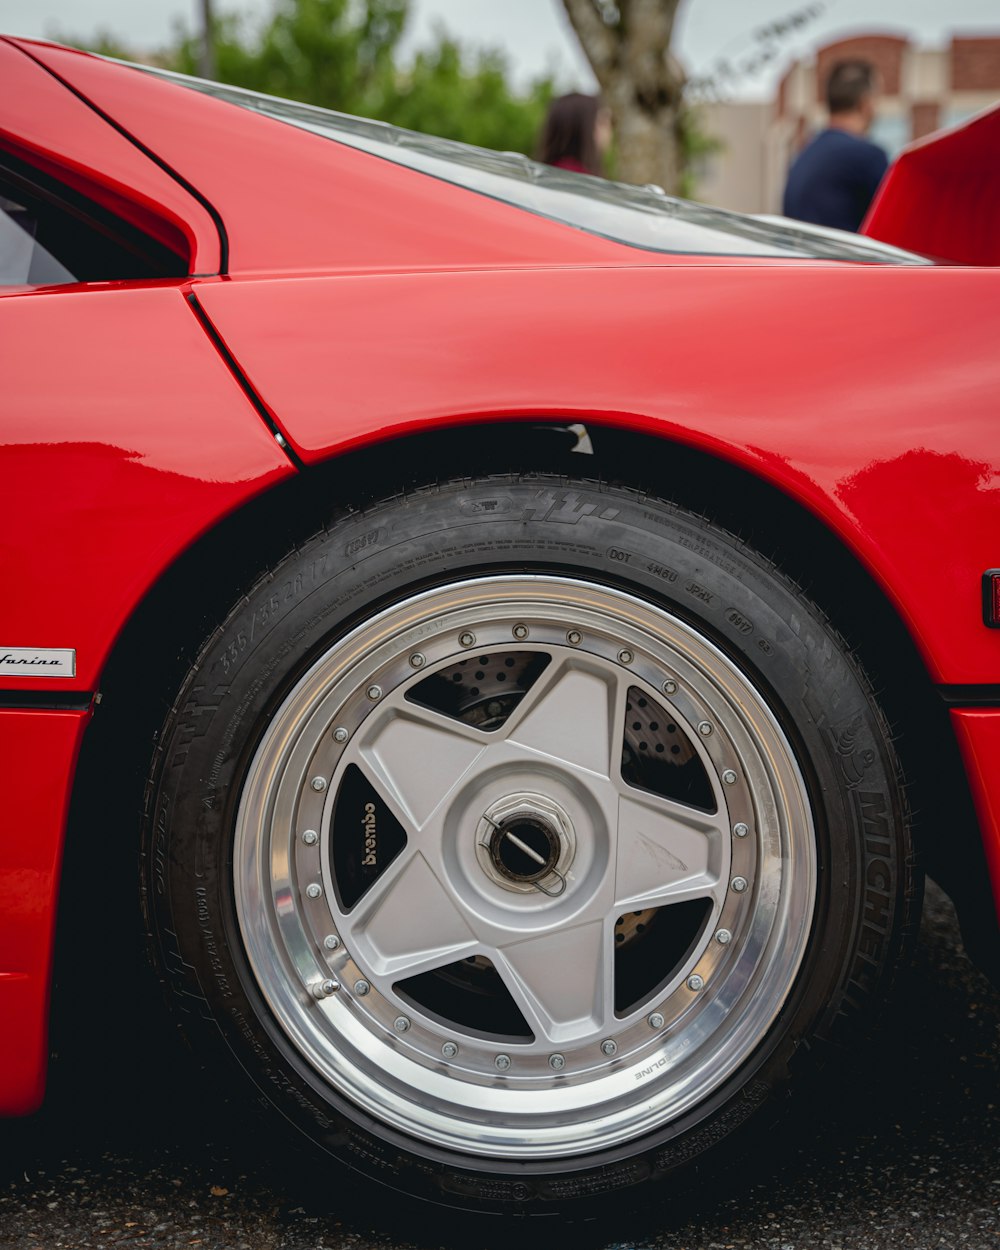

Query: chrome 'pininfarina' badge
left=0, top=648, right=76, bottom=677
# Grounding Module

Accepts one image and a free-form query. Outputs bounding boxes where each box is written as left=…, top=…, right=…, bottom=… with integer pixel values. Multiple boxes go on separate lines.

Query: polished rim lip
left=234, top=575, right=817, bottom=1160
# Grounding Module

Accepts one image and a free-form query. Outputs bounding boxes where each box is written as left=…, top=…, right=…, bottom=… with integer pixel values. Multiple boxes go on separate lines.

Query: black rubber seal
left=938, top=685, right=1000, bottom=708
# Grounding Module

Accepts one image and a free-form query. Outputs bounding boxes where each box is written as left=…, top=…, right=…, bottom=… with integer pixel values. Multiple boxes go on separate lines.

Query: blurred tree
left=171, top=0, right=409, bottom=115
left=560, top=0, right=686, bottom=191
left=198, top=0, right=217, bottom=79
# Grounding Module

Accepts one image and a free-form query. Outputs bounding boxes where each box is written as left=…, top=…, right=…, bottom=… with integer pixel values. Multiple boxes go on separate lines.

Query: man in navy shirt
left=783, top=60, right=889, bottom=233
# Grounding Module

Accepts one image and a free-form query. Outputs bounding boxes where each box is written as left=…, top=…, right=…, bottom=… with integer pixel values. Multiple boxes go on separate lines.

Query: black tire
left=143, top=475, right=918, bottom=1217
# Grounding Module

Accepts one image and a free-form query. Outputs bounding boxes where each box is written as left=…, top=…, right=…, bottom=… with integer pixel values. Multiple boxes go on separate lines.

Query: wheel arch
left=59, top=418, right=994, bottom=987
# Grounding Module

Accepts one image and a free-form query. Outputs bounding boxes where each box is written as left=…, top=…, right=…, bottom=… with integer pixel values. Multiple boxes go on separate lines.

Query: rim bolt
left=512, top=624, right=529, bottom=640
left=617, top=649, right=634, bottom=665
left=312, top=978, right=339, bottom=999
left=731, top=876, right=749, bottom=894
left=333, top=727, right=349, bottom=743
left=723, top=769, right=738, bottom=785
left=566, top=630, right=582, bottom=645
left=687, top=974, right=705, bottom=991
left=441, top=1041, right=459, bottom=1059
left=663, top=679, right=678, bottom=694
left=301, top=829, right=318, bottom=846
left=311, top=776, right=327, bottom=792
left=366, top=684, right=382, bottom=701
left=548, top=1053, right=566, bottom=1070
left=494, top=1054, right=511, bottom=1072
left=393, top=1015, right=410, bottom=1033
left=305, top=883, right=322, bottom=899
left=459, top=632, right=476, bottom=648
left=600, top=1039, right=618, bottom=1057
left=409, top=653, right=426, bottom=668
left=698, top=721, right=713, bottom=736
left=648, top=1012, right=665, bottom=1029
left=716, top=929, right=733, bottom=945
left=733, top=822, right=749, bottom=838
left=323, top=934, right=340, bottom=950
left=354, top=979, right=370, bottom=996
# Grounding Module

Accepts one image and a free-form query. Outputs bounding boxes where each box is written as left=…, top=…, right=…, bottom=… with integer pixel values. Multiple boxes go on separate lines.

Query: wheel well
left=63, top=419, right=997, bottom=985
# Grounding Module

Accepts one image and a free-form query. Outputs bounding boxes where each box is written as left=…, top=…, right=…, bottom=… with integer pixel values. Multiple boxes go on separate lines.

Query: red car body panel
left=0, top=41, right=220, bottom=272
left=0, top=282, right=292, bottom=695
left=1, top=40, right=999, bottom=1116
left=863, top=105, right=1000, bottom=266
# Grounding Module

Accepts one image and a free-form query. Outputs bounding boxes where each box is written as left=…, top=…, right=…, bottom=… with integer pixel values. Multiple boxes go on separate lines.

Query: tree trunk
left=560, top=0, right=685, bottom=192
left=198, top=0, right=216, bottom=80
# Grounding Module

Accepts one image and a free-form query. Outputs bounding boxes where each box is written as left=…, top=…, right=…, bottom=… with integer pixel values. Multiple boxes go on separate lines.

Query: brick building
left=695, top=32, right=1000, bottom=215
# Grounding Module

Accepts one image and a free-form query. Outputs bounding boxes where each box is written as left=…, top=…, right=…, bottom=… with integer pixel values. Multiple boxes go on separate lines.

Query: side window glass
left=0, top=153, right=188, bottom=287
left=1, top=194, right=77, bottom=285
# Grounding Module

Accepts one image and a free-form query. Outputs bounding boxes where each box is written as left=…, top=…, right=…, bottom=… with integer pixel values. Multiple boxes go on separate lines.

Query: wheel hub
left=476, top=791, right=575, bottom=895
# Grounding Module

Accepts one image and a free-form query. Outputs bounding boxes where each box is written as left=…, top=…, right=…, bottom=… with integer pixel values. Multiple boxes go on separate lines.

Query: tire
left=143, top=474, right=917, bottom=1217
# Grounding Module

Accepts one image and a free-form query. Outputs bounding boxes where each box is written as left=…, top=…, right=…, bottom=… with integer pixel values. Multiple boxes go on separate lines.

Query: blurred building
left=694, top=33, right=1000, bottom=214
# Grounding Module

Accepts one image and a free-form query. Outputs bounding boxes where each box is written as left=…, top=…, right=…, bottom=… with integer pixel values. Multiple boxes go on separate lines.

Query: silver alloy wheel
left=234, top=576, right=816, bottom=1160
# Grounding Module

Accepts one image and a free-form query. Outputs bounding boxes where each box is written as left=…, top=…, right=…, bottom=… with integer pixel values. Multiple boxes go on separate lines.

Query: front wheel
left=145, top=476, right=916, bottom=1216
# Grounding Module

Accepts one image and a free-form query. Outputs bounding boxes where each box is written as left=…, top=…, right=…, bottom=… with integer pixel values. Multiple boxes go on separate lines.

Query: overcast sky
left=2, top=0, right=998, bottom=99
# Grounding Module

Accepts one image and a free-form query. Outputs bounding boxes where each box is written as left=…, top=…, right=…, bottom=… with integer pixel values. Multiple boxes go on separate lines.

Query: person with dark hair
left=782, top=59, right=889, bottom=232
left=536, top=92, right=612, bottom=176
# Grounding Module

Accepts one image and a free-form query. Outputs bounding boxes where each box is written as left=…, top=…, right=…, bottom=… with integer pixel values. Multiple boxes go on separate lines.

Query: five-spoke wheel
left=235, top=577, right=815, bottom=1157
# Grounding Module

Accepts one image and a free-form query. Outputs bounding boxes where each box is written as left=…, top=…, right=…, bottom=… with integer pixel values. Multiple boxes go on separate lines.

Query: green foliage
left=171, top=0, right=407, bottom=115
left=380, top=32, right=553, bottom=154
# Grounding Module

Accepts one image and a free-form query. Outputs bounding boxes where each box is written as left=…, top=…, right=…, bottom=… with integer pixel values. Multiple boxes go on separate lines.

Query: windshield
left=141, top=65, right=925, bottom=265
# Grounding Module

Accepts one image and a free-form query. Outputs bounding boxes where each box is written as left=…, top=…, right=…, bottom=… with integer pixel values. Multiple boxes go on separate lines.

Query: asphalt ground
left=0, top=880, right=997, bottom=1250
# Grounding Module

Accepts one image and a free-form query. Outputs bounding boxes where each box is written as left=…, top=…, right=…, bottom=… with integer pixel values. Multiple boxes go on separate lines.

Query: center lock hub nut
left=488, top=815, right=560, bottom=884
left=476, top=792, right=576, bottom=896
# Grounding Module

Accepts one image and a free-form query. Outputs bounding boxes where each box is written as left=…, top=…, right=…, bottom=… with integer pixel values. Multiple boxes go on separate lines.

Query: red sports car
left=2, top=36, right=998, bottom=1218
